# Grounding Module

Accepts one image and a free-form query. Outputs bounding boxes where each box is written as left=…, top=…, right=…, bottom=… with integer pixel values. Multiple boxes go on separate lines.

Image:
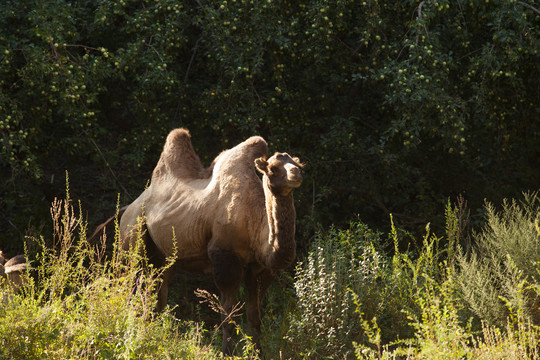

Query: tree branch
left=518, top=1, right=540, bottom=16
left=86, top=135, right=133, bottom=201
left=185, top=36, right=202, bottom=83
left=416, top=1, right=429, bottom=44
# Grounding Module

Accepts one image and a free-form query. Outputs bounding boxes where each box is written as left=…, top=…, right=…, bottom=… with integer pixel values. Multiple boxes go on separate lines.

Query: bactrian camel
left=95, top=128, right=304, bottom=354
left=0, top=251, right=28, bottom=295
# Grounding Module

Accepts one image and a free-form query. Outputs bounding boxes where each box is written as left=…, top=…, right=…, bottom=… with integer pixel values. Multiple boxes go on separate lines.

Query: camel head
left=255, top=152, right=304, bottom=196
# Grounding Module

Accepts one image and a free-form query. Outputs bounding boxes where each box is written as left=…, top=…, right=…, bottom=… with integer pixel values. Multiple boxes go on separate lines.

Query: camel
left=0, top=253, right=28, bottom=295
left=95, top=128, right=304, bottom=354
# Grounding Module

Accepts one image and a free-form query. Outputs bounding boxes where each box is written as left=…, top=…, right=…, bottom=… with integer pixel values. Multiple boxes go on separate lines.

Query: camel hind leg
left=209, top=248, right=243, bottom=355
left=142, top=229, right=175, bottom=312
left=123, top=221, right=174, bottom=312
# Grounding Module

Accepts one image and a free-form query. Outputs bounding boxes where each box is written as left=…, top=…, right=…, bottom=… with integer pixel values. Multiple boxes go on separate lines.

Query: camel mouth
left=288, top=178, right=303, bottom=188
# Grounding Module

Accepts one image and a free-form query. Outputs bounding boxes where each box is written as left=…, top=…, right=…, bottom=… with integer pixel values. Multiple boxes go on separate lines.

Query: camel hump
left=164, top=128, right=195, bottom=156
left=243, top=136, right=268, bottom=160
left=154, top=128, right=208, bottom=179
left=207, top=135, right=268, bottom=177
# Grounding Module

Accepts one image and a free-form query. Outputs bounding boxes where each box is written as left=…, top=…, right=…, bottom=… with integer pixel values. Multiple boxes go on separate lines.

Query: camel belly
left=145, top=200, right=212, bottom=262
left=148, top=220, right=213, bottom=275
left=175, top=255, right=213, bottom=275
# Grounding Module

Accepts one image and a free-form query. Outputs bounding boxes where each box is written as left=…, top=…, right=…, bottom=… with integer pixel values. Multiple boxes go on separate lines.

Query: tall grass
left=2, top=183, right=539, bottom=359
left=457, top=192, right=540, bottom=328
left=0, top=190, right=219, bottom=359
left=285, top=222, right=389, bottom=358
left=283, top=194, right=540, bottom=359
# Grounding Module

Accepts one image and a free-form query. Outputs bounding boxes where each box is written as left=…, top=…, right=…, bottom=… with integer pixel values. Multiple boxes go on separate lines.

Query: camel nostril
left=289, top=168, right=303, bottom=184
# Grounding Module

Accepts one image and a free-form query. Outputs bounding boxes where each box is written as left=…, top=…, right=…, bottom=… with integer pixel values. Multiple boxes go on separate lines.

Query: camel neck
left=262, top=176, right=296, bottom=270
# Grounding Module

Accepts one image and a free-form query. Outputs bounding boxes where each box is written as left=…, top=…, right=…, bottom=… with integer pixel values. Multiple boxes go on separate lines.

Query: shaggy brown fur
left=1, top=254, right=27, bottom=294
left=115, top=128, right=304, bottom=354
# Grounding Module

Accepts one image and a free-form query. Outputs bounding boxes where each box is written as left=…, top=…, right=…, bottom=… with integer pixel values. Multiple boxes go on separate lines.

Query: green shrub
left=355, top=195, right=540, bottom=360
left=0, top=189, right=219, bottom=359
left=457, top=192, right=540, bottom=327
left=284, top=221, right=391, bottom=359
left=2, top=188, right=540, bottom=359
left=284, top=197, right=540, bottom=359
left=284, top=217, right=459, bottom=359
left=356, top=270, right=540, bottom=360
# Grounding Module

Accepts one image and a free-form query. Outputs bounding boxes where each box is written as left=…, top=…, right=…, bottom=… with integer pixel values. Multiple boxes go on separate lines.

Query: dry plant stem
left=195, top=288, right=244, bottom=323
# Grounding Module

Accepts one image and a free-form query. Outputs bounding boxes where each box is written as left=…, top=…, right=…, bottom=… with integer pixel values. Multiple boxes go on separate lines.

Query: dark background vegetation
left=1, top=0, right=539, bottom=255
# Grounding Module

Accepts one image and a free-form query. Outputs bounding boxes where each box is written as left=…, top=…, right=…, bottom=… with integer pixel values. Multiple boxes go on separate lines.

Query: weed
left=0, top=182, right=219, bottom=359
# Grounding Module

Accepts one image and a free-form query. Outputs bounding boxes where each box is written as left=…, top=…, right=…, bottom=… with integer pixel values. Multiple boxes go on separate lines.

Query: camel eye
left=269, top=165, right=279, bottom=173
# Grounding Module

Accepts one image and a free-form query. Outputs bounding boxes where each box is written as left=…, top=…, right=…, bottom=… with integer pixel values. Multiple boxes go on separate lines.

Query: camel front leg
left=209, top=248, right=243, bottom=355
left=246, top=263, right=274, bottom=348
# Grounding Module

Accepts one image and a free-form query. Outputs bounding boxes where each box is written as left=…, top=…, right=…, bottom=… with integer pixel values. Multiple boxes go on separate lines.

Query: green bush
left=283, top=220, right=425, bottom=359
left=0, top=191, right=219, bottom=359
left=457, top=192, right=540, bottom=327
left=2, top=185, right=540, bottom=359
left=284, top=221, right=387, bottom=358
left=284, top=216, right=462, bottom=359
left=284, top=196, right=540, bottom=359
left=355, top=196, right=540, bottom=359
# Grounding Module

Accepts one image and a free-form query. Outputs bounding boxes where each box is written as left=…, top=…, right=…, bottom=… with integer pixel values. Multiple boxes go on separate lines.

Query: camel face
left=256, top=152, right=304, bottom=195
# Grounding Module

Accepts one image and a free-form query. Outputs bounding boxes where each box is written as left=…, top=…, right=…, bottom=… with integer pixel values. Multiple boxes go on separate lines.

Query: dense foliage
left=1, top=0, right=539, bottom=251
left=1, top=191, right=539, bottom=359
left=281, top=193, right=540, bottom=359
left=0, top=196, right=220, bottom=359
left=1, top=1, right=539, bottom=358
left=457, top=193, right=540, bottom=328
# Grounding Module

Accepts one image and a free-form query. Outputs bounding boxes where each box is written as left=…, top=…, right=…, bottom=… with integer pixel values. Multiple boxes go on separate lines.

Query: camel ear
left=254, top=157, right=268, bottom=174
left=293, top=157, right=304, bottom=167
